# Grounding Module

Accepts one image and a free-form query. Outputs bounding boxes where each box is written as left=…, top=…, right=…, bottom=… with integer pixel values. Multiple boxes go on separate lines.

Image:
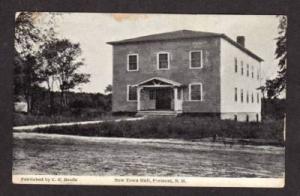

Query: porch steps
left=136, top=110, right=179, bottom=117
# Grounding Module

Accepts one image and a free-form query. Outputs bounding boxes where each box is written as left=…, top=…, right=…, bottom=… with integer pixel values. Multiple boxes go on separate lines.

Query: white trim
left=139, top=85, right=174, bottom=88
left=127, top=53, right=139, bottom=72
left=157, top=52, right=170, bottom=70
left=189, top=50, right=203, bottom=69
left=137, top=86, right=142, bottom=110
left=133, top=77, right=182, bottom=87
left=188, top=83, right=203, bottom=101
left=126, top=85, right=137, bottom=102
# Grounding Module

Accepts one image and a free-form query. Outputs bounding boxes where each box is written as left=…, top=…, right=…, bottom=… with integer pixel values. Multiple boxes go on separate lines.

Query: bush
left=30, top=116, right=284, bottom=143
left=13, top=112, right=112, bottom=126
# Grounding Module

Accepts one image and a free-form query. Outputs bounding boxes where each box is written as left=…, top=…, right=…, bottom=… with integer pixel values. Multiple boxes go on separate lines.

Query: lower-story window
left=241, top=89, right=244, bottom=103
left=189, top=83, right=203, bottom=101
left=127, top=85, right=137, bottom=101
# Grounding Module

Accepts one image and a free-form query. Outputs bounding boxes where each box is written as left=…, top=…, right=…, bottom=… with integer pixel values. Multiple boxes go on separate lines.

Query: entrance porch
left=133, top=77, right=183, bottom=115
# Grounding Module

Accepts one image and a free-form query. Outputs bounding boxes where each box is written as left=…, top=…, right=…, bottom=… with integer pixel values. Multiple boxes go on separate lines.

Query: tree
left=104, top=84, right=112, bottom=94
left=263, top=16, right=287, bottom=99
left=40, top=39, right=90, bottom=111
left=14, top=12, right=55, bottom=112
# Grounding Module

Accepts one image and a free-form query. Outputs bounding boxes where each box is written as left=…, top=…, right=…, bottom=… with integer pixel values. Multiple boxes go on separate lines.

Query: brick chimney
left=236, top=36, right=245, bottom=47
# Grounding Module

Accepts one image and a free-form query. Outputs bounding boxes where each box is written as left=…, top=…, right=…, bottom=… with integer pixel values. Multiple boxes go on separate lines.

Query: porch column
left=173, top=87, right=178, bottom=111
left=137, top=86, right=142, bottom=111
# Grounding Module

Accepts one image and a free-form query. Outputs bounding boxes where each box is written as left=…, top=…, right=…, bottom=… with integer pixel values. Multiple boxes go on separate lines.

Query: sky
left=40, top=13, right=281, bottom=93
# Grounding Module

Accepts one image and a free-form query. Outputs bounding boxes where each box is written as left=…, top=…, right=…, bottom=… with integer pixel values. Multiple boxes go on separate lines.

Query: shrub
left=28, top=116, right=284, bottom=144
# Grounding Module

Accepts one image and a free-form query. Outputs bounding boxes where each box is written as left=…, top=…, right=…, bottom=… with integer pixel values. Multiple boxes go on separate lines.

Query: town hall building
left=107, top=30, right=263, bottom=121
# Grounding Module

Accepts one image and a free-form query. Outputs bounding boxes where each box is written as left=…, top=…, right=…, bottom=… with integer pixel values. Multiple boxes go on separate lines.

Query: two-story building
left=107, top=30, right=263, bottom=121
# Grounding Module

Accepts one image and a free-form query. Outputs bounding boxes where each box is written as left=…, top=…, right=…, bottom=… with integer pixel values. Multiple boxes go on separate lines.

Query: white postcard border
left=12, top=175, right=284, bottom=188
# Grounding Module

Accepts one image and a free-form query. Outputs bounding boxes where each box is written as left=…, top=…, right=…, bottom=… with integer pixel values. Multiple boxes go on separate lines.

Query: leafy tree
left=263, top=16, right=287, bottom=99
left=14, top=12, right=56, bottom=111
left=40, top=39, right=90, bottom=111
left=104, top=84, right=112, bottom=94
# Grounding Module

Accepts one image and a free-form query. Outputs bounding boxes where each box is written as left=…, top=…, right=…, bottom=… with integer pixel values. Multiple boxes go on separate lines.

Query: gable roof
left=107, top=30, right=263, bottom=62
left=133, top=77, right=182, bottom=87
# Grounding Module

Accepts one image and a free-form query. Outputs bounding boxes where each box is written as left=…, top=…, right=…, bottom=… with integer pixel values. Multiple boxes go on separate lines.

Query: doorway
left=155, top=88, right=172, bottom=110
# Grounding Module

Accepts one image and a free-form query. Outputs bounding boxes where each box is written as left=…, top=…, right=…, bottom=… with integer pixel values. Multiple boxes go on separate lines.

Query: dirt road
left=13, top=132, right=284, bottom=177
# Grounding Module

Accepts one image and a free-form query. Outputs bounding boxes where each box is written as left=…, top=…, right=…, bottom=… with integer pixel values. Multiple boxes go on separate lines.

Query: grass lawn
left=18, top=116, right=284, bottom=145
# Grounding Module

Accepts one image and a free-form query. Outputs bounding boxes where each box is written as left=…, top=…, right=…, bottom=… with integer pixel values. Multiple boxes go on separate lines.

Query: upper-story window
left=234, top=58, right=238, bottom=73
left=127, top=54, right=138, bottom=71
left=246, top=64, right=249, bottom=77
left=251, top=92, right=254, bottom=103
left=127, top=85, right=137, bottom=101
left=251, top=65, right=254, bottom=78
left=257, top=70, right=260, bottom=80
left=241, top=61, right=244, bottom=75
left=189, top=50, right=203, bottom=69
left=257, top=92, right=260, bottom=103
left=189, top=83, right=203, bottom=101
left=157, top=52, right=170, bottom=70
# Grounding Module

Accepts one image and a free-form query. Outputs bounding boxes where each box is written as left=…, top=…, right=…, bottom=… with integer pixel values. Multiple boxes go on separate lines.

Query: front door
left=156, top=88, right=172, bottom=110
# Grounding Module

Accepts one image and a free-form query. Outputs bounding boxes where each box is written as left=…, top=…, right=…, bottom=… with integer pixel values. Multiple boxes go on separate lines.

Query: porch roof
left=133, top=77, right=182, bottom=87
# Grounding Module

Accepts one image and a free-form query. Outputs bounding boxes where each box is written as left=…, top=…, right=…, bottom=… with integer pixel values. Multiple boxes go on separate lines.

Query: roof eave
left=220, top=35, right=264, bottom=62
left=106, top=35, right=221, bottom=46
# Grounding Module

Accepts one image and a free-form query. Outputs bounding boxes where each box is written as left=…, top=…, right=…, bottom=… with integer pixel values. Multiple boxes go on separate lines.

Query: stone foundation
left=221, top=112, right=261, bottom=122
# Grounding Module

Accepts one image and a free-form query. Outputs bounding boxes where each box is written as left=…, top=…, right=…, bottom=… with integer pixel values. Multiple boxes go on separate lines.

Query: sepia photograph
left=12, top=13, right=286, bottom=187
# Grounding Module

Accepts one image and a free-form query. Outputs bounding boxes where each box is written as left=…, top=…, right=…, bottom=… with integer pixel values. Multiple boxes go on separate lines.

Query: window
left=234, top=115, right=237, bottom=121
left=189, top=83, right=203, bottom=101
left=234, top=88, right=238, bottom=102
left=241, top=89, right=244, bottom=103
left=246, top=91, right=249, bottom=103
left=257, top=70, right=260, bottom=80
left=127, top=54, right=138, bottom=71
left=246, top=115, right=249, bottom=122
left=257, top=93, right=260, bottom=103
left=149, top=89, right=155, bottom=100
left=189, top=51, right=203, bottom=69
left=251, top=93, right=254, bottom=103
left=127, top=85, right=137, bottom=101
left=157, top=52, right=169, bottom=70
left=241, top=61, right=244, bottom=75
left=251, top=66, right=254, bottom=78
left=234, top=58, right=238, bottom=73
left=246, top=64, right=249, bottom=77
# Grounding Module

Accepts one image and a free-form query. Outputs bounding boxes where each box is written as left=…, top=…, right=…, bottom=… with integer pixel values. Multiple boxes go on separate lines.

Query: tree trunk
left=25, top=94, right=31, bottom=113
